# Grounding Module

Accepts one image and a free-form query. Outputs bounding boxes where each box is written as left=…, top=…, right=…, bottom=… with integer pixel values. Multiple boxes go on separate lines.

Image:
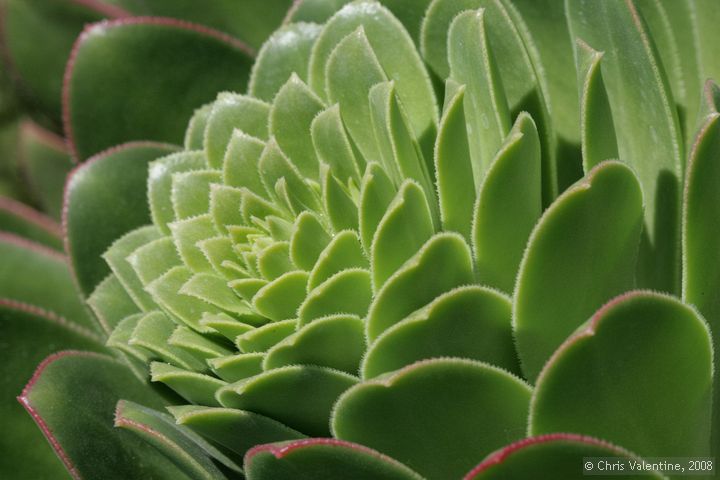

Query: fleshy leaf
left=311, top=105, right=363, bottom=184
left=575, top=39, right=617, bottom=172
left=170, top=406, right=306, bottom=458
left=0, top=196, right=63, bottom=250
left=371, top=180, right=435, bottom=290
left=1, top=302, right=103, bottom=480
left=465, top=434, right=661, bottom=480
left=332, top=358, right=531, bottom=480
left=114, top=400, right=240, bottom=480
left=148, top=151, right=207, bottom=234
left=363, top=286, right=518, bottom=379
left=151, top=362, right=227, bottom=407
left=472, top=112, right=541, bottom=294
left=682, top=81, right=720, bottom=458
left=311, top=1, right=437, bottom=152
left=530, top=291, right=713, bottom=458
left=567, top=0, right=683, bottom=292
left=65, top=142, right=178, bottom=296
left=204, top=93, right=270, bottom=168
left=434, top=87, right=475, bottom=241
left=299, top=269, right=372, bottom=325
left=18, top=351, right=189, bottom=479
left=367, top=232, right=474, bottom=341
left=269, top=75, right=325, bottom=179
left=265, top=314, right=365, bottom=374
left=513, top=161, right=643, bottom=381
left=249, top=22, right=322, bottom=102
left=18, top=122, right=73, bottom=220
left=65, top=18, right=254, bottom=161
left=244, top=438, right=423, bottom=480
left=217, top=365, right=358, bottom=436
left=447, top=9, right=510, bottom=182
left=0, top=233, right=94, bottom=330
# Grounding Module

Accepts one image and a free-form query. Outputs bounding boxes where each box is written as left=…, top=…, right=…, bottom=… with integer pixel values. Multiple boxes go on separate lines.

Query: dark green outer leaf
left=64, top=142, right=178, bottom=297
left=0, top=301, right=103, bottom=480
left=1, top=0, right=111, bottom=122
left=17, top=121, right=73, bottom=221
left=64, top=17, right=254, bottom=161
left=0, top=233, right=94, bottom=331
left=0, top=195, right=63, bottom=250
left=19, top=351, right=191, bottom=480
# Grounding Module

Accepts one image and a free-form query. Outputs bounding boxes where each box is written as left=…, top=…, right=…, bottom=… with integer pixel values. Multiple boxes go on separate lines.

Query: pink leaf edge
left=463, top=433, right=632, bottom=479
left=0, top=195, right=63, bottom=238
left=61, top=16, right=255, bottom=162
left=245, top=437, right=415, bottom=471
left=17, top=350, right=112, bottom=480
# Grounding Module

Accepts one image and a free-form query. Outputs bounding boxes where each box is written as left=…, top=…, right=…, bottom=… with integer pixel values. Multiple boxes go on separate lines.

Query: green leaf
left=371, top=181, right=435, bottom=290
left=691, top=0, right=720, bottom=100
left=265, top=314, right=365, bottom=374
left=204, top=93, right=270, bottom=168
left=236, top=319, right=297, bottom=353
left=367, top=232, right=474, bottom=342
left=129, top=311, right=206, bottom=372
left=151, top=362, right=227, bottom=407
left=682, top=81, right=720, bottom=458
left=434, top=87, right=475, bottom=242
left=2, top=0, right=109, bottom=121
left=127, top=237, right=182, bottom=286
left=513, top=161, right=643, bottom=382
left=18, top=351, right=190, bottom=479
left=136, top=0, right=293, bottom=51
left=308, top=230, right=368, bottom=290
left=169, top=215, right=218, bottom=273
left=244, top=438, right=423, bottom=480
left=332, top=358, right=531, bottom=480
left=473, top=112, right=541, bottom=294
left=148, top=151, right=207, bottom=234
left=103, top=226, right=162, bottom=312
left=65, top=18, right=254, bottom=160
left=368, top=82, right=436, bottom=208
left=146, top=267, right=224, bottom=332
left=270, top=75, right=325, bottom=178
left=448, top=9, right=510, bottom=182
left=170, top=406, right=305, bottom=458
left=363, top=286, right=519, bottom=379
left=18, top=122, right=73, bottom=220
left=1, top=302, right=103, bottom=480
left=171, top=170, right=222, bottom=219
left=311, top=1, right=437, bottom=147
left=510, top=0, right=579, bottom=144
left=298, top=269, right=372, bottom=325
left=324, top=27, right=387, bottom=163
left=422, top=0, right=556, bottom=203
left=311, top=105, right=364, bottom=184
left=530, top=292, right=713, bottom=458
left=217, top=365, right=358, bottom=436
left=0, top=196, right=63, bottom=250
left=567, top=0, right=683, bottom=293
left=65, top=142, right=178, bottom=296
left=465, top=434, right=662, bottom=480
left=209, top=353, right=264, bottom=382
left=252, top=271, right=309, bottom=321
left=289, top=211, right=332, bottom=270
left=0, top=233, right=95, bottom=331
left=575, top=39, right=618, bottom=172
left=87, top=274, right=142, bottom=334
left=250, top=23, right=323, bottom=102
left=114, top=400, right=240, bottom=480
left=320, top=167, right=359, bottom=231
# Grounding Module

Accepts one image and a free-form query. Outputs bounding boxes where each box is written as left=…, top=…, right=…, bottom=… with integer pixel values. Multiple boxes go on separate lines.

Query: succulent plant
left=2, top=0, right=719, bottom=479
